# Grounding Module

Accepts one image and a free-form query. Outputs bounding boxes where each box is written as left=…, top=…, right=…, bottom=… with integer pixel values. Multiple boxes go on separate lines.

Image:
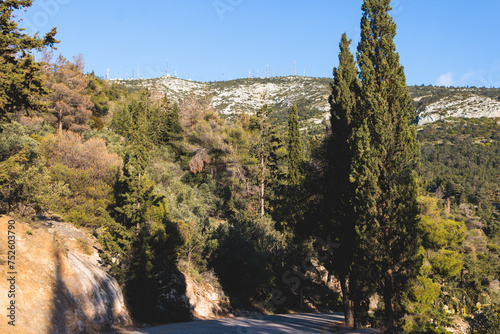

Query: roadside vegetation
left=0, top=1, right=499, bottom=333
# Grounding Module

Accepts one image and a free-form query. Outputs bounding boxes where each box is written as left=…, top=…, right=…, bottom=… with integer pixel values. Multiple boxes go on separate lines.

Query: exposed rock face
left=115, top=76, right=331, bottom=118
left=416, top=94, right=500, bottom=125
left=118, top=76, right=500, bottom=128
left=58, top=251, right=130, bottom=332
left=150, top=269, right=192, bottom=323
left=0, top=215, right=131, bottom=334
left=184, top=273, right=229, bottom=319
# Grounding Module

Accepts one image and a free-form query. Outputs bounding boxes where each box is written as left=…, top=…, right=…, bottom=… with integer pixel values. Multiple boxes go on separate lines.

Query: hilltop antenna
left=166, top=60, right=169, bottom=76
left=294, top=60, right=297, bottom=76
left=266, top=65, right=269, bottom=78
left=249, top=70, right=251, bottom=79
left=106, top=68, right=110, bottom=81
left=137, top=66, right=140, bottom=79
left=257, top=70, right=259, bottom=78
left=175, top=68, right=177, bottom=78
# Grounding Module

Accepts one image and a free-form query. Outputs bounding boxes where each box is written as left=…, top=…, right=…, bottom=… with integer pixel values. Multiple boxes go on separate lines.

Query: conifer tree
left=166, top=101, right=183, bottom=141
left=327, top=33, right=362, bottom=327
left=44, top=54, right=93, bottom=135
left=146, top=94, right=168, bottom=144
left=0, top=0, right=58, bottom=120
left=355, top=0, right=422, bottom=331
left=114, top=144, right=160, bottom=230
left=287, top=104, right=305, bottom=185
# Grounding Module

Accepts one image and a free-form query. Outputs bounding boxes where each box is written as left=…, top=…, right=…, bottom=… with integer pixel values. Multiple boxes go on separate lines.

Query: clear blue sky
left=18, top=0, right=500, bottom=87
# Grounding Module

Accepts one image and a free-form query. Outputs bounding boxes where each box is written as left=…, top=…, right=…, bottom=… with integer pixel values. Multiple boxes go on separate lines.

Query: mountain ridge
left=115, top=76, right=500, bottom=125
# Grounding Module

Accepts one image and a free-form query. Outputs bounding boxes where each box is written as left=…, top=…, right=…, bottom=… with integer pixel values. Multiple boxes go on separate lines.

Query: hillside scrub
left=0, top=2, right=499, bottom=329
left=1, top=67, right=500, bottom=331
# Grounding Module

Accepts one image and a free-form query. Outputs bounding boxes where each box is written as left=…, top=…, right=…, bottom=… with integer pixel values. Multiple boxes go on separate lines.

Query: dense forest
left=1, top=1, right=499, bottom=333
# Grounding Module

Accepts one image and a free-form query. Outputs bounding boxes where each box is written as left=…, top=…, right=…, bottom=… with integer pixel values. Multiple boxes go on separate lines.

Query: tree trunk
left=339, top=274, right=354, bottom=327
left=353, top=297, right=362, bottom=329
left=260, top=155, right=265, bottom=217
left=57, top=109, right=63, bottom=136
left=384, top=270, right=395, bottom=334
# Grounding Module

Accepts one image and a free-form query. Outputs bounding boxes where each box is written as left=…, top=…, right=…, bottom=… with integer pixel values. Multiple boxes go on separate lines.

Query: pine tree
left=166, top=101, right=183, bottom=141
left=44, top=54, right=94, bottom=135
left=355, top=0, right=422, bottom=331
left=114, top=144, right=160, bottom=230
left=287, top=104, right=305, bottom=185
left=0, top=0, right=58, bottom=120
left=112, top=91, right=150, bottom=145
left=148, top=94, right=173, bottom=144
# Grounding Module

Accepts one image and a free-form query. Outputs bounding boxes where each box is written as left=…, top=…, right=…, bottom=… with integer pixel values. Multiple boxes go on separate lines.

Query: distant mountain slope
left=416, top=94, right=500, bottom=125
left=115, top=76, right=500, bottom=126
left=114, top=76, right=331, bottom=125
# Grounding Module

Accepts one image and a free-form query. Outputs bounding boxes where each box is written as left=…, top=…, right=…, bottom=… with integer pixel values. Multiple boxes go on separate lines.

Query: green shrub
left=0, top=122, right=39, bottom=162
left=487, top=243, right=500, bottom=254
left=469, top=305, right=500, bottom=334
left=13, top=161, right=70, bottom=213
left=429, top=249, right=463, bottom=278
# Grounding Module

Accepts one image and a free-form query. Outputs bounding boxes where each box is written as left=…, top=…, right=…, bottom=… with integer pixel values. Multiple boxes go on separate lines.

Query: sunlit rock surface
left=0, top=215, right=131, bottom=334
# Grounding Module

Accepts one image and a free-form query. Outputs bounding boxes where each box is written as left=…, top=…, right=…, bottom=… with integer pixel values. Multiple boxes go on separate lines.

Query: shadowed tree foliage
left=287, top=104, right=305, bottom=185
left=114, top=144, right=159, bottom=230
left=0, top=0, right=58, bottom=120
left=327, top=32, right=365, bottom=327
left=469, top=305, right=500, bottom=334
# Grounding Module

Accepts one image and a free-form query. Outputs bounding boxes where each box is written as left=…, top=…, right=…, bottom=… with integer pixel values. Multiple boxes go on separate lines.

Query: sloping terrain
left=114, top=76, right=331, bottom=122
left=0, top=215, right=130, bottom=334
left=116, top=76, right=500, bottom=127
left=416, top=93, right=500, bottom=125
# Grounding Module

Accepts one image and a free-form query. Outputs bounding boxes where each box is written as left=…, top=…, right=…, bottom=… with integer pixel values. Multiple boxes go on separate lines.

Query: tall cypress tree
left=355, top=0, right=422, bottom=331
left=287, top=104, right=305, bottom=185
left=327, top=33, right=360, bottom=327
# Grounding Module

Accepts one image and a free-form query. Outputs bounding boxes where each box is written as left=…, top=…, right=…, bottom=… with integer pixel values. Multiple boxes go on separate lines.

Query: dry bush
left=18, top=115, right=45, bottom=129
left=41, top=131, right=122, bottom=184
left=189, top=149, right=209, bottom=174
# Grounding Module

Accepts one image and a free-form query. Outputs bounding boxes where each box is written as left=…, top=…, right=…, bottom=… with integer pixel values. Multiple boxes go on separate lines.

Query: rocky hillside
left=416, top=94, right=500, bottom=125
left=0, top=215, right=131, bottom=334
left=114, top=76, right=332, bottom=124
left=115, top=76, right=500, bottom=126
left=0, top=212, right=232, bottom=333
left=412, top=86, right=500, bottom=125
